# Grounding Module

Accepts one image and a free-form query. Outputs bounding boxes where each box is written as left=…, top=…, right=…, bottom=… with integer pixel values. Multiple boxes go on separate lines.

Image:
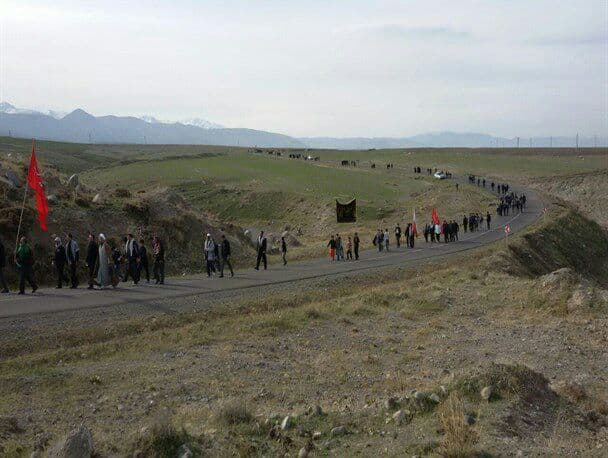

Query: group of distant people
left=0, top=173, right=527, bottom=294
left=0, top=233, right=166, bottom=295
left=327, top=233, right=360, bottom=261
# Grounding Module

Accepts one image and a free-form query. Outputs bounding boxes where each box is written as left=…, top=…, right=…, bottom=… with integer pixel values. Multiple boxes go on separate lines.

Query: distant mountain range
left=0, top=102, right=605, bottom=148
left=0, top=102, right=303, bottom=148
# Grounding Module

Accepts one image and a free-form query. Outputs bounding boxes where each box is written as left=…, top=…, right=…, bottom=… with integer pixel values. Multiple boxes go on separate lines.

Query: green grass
left=317, top=147, right=608, bottom=179
left=82, top=152, right=431, bottom=224
left=2, top=136, right=605, bottom=180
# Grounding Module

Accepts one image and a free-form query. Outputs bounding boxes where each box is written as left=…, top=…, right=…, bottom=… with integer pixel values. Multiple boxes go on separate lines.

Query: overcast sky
left=1, top=0, right=606, bottom=137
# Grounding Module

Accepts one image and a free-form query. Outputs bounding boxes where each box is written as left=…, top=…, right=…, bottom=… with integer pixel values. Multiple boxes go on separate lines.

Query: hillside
left=1, top=207, right=607, bottom=456
left=0, top=109, right=304, bottom=148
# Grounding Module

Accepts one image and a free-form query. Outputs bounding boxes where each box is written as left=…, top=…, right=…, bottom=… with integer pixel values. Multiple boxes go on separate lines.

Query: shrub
left=438, top=394, right=478, bottom=457
left=213, top=400, right=253, bottom=426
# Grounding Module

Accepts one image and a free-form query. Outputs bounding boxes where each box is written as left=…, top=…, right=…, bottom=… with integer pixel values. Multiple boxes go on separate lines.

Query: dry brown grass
left=438, top=393, right=478, bottom=457
left=213, top=400, right=253, bottom=426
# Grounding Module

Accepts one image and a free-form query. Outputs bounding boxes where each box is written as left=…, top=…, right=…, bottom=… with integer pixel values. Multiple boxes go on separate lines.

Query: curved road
left=0, top=179, right=543, bottom=321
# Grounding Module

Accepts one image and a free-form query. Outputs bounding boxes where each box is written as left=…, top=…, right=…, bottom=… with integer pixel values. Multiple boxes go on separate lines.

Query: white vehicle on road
left=433, top=171, right=447, bottom=179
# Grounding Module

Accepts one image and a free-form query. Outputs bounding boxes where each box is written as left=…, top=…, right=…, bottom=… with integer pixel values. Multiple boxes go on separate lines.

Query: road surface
left=0, top=180, right=543, bottom=321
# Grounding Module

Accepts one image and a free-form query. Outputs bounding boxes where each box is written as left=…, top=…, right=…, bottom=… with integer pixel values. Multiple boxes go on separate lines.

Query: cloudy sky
left=1, top=0, right=606, bottom=137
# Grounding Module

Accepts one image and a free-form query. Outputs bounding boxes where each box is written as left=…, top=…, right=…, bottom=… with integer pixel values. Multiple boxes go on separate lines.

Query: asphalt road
left=0, top=178, right=543, bottom=321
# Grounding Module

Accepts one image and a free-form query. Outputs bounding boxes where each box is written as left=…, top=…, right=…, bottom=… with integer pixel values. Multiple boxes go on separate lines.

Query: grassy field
left=3, top=136, right=604, bottom=179
left=82, top=152, right=431, bottom=223
left=1, top=208, right=606, bottom=456
left=316, top=147, right=608, bottom=180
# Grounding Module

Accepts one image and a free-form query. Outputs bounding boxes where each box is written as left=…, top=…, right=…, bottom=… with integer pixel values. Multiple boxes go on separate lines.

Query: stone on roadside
left=413, top=391, right=427, bottom=402
left=177, top=444, right=193, bottom=458
left=68, top=174, right=79, bottom=188
left=47, top=425, right=94, bottom=458
left=481, top=386, right=493, bottom=401
left=392, top=410, right=406, bottom=425
left=281, top=415, right=293, bottom=430
left=92, top=193, right=102, bottom=204
left=330, top=425, right=346, bottom=437
left=0, top=176, right=15, bottom=189
left=429, top=393, right=441, bottom=403
left=5, top=170, right=20, bottom=187
left=384, top=396, right=399, bottom=410
left=312, top=431, right=322, bottom=440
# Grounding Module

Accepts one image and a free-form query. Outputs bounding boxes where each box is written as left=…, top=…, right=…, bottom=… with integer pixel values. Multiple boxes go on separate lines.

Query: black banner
left=336, top=199, right=356, bottom=223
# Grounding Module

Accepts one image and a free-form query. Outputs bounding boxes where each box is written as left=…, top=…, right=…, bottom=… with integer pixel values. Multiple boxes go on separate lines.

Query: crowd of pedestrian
left=0, top=233, right=166, bottom=294
left=0, top=177, right=526, bottom=294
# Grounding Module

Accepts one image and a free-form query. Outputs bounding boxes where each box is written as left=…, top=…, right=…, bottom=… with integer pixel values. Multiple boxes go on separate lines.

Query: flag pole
left=15, top=139, right=34, bottom=252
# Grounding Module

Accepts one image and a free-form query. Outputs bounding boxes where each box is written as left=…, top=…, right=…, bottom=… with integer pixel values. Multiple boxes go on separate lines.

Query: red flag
left=431, top=208, right=440, bottom=225
left=27, top=143, right=49, bottom=231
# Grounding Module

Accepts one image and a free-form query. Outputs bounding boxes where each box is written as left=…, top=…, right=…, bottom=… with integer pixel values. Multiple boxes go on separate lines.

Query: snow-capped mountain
left=179, top=118, right=223, bottom=129
left=139, top=115, right=223, bottom=129
left=0, top=104, right=304, bottom=147
left=0, top=102, right=67, bottom=119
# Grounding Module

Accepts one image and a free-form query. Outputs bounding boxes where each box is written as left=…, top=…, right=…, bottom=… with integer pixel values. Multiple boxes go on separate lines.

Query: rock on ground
left=47, top=425, right=94, bottom=458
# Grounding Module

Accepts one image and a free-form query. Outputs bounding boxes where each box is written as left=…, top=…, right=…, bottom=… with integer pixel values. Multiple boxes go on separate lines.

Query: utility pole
left=576, top=133, right=579, bottom=151
left=8, top=129, right=11, bottom=138
left=516, top=137, right=520, bottom=148
left=144, top=135, right=147, bottom=144
left=594, top=134, right=597, bottom=148
left=88, top=132, right=92, bottom=143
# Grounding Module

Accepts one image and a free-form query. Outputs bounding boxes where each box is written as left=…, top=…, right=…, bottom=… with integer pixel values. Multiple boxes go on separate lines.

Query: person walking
left=204, top=234, right=216, bottom=277
left=0, top=238, right=9, bottom=293
left=138, top=239, right=150, bottom=283
left=53, top=236, right=67, bottom=289
left=152, top=236, right=165, bottom=284
left=394, top=224, right=402, bottom=247
left=85, top=233, right=98, bottom=289
left=15, top=236, right=37, bottom=295
left=486, top=211, right=492, bottom=230
left=384, top=228, right=390, bottom=252
left=112, top=245, right=123, bottom=281
left=373, top=229, right=383, bottom=252
left=327, top=235, right=337, bottom=261
left=255, top=231, right=267, bottom=270
left=346, top=236, right=353, bottom=260
left=463, top=215, right=468, bottom=233
left=408, top=223, right=416, bottom=248
left=336, top=234, right=344, bottom=261
left=219, top=234, right=234, bottom=278
left=281, top=236, right=287, bottom=266
left=353, top=232, right=360, bottom=260
left=124, top=234, right=140, bottom=284
left=96, top=234, right=115, bottom=289
left=65, top=232, right=79, bottom=288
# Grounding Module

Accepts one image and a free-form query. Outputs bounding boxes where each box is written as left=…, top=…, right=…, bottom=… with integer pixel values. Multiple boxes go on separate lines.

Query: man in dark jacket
left=53, top=237, right=67, bottom=288
left=0, top=238, right=8, bottom=293
left=15, top=236, right=37, bottom=294
left=255, top=231, right=267, bottom=270
left=394, top=224, right=402, bottom=247
left=138, top=239, right=150, bottom=283
left=152, top=236, right=165, bottom=284
left=353, top=232, right=360, bottom=260
left=65, top=233, right=79, bottom=288
left=85, top=233, right=98, bottom=289
left=124, top=233, right=140, bottom=284
left=219, top=235, right=234, bottom=278
left=486, top=212, right=492, bottom=230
